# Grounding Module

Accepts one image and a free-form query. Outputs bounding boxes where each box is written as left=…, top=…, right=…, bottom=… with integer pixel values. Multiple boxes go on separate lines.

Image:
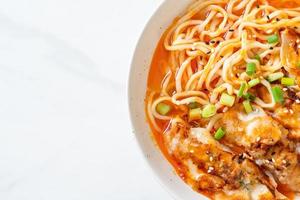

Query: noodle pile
left=148, top=0, right=300, bottom=132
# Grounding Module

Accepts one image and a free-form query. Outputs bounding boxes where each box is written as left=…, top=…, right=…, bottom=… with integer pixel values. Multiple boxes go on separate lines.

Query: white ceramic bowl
left=128, top=0, right=208, bottom=199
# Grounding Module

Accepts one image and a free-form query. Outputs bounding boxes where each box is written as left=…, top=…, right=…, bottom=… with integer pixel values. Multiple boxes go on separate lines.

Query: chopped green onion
left=246, top=62, right=256, bottom=76
left=220, top=93, right=235, bottom=107
left=271, top=86, right=284, bottom=104
left=297, top=62, right=300, bottom=68
left=254, top=54, right=262, bottom=64
left=248, top=78, right=260, bottom=88
left=156, top=103, right=171, bottom=115
left=243, top=100, right=253, bottom=114
left=214, top=128, right=225, bottom=140
left=188, top=102, right=200, bottom=109
left=189, top=108, right=202, bottom=121
left=243, top=93, right=256, bottom=101
left=202, top=104, right=217, bottom=118
left=238, top=83, right=247, bottom=97
left=281, top=77, right=295, bottom=86
left=267, top=35, right=279, bottom=44
left=267, top=72, right=284, bottom=82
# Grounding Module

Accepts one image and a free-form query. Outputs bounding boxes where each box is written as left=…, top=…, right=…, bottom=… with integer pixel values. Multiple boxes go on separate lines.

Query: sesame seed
left=272, top=158, right=275, bottom=163
left=223, top=107, right=229, bottom=113
left=256, top=137, right=261, bottom=142
left=208, top=166, right=214, bottom=173
left=296, top=99, right=300, bottom=104
left=276, top=18, right=280, bottom=21
left=209, top=157, right=214, bottom=162
left=283, top=109, right=289, bottom=113
left=229, top=29, right=234, bottom=32
left=290, top=109, right=294, bottom=114
left=282, top=160, right=287, bottom=164
left=210, top=41, right=216, bottom=44
left=270, top=47, right=274, bottom=50
left=256, top=5, right=260, bottom=9
left=283, top=87, right=288, bottom=91
left=267, top=15, right=270, bottom=20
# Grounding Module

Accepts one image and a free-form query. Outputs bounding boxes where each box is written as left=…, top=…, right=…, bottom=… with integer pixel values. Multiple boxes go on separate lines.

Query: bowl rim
left=127, top=1, right=179, bottom=199
left=127, top=1, right=208, bottom=200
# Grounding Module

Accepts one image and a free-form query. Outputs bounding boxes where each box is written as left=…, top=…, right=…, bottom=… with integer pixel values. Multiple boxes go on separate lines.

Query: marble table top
left=0, top=0, right=173, bottom=199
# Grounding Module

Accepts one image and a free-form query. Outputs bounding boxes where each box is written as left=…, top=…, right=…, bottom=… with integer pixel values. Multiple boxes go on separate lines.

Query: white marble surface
left=0, top=0, right=173, bottom=199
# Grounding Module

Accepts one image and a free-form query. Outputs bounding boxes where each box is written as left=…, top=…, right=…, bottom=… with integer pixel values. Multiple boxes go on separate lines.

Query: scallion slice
left=254, top=54, right=262, bottom=64
left=248, top=78, right=260, bottom=88
left=271, top=86, right=284, bottom=104
left=243, top=100, right=253, bottom=114
left=202, top=104, right=217, bottom=118
left=238, top=83, right=247, bottom=97
left=267, top=72, right=284, bottom=82
left=214, top=128, right=225, bottom=140
left=220, top=93, right=235, bottom=107
left=243, top=93, right=256, bottom=101
left=246, top=62, right=256, bottom=76
left=281, top=77, right=295, bottom=86
left=267, top=35, right=279, bottom=44
left=156, top=103, right=171, bottom=115
left=189, top=108, right=202, bottom=121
